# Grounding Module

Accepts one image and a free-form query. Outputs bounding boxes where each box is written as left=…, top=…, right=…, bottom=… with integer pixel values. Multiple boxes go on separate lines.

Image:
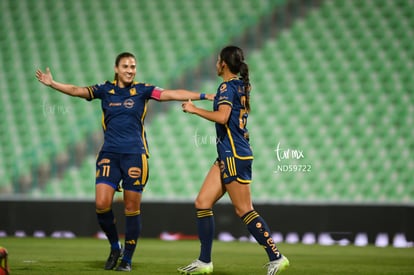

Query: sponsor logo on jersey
left=109, top=102, right=122, bottom=107
left=123, top=98, right=134, bottom=108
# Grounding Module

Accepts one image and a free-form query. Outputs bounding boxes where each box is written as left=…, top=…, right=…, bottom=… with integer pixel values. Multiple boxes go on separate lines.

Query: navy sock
left=197, top=209, right=214, bottom=263
left=122, top=210, right=142, bottom=264
left=96, top=208, right=120, bottom=250
left=241, top=210, right=281, bottom=261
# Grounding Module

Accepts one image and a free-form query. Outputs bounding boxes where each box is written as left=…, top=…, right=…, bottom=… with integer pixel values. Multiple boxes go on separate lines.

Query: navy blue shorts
left=95, top=151, right=149, bottom=192
left=215, top=155, right=252, bottom=184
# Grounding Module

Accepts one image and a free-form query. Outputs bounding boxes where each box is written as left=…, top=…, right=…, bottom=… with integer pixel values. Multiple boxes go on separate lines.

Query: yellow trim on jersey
left=218, top=100, right=233, bottom=106
left=101, top=112, right=106, bottom=131
left=225, top=124, right=253, bottom=160
left=141, top=99, right=149, bottom=156
left=237, top=177, right=252, bottom=184
left=141, top=154, right=148, bottom=185
left=87, top=87, right=94, bottom=99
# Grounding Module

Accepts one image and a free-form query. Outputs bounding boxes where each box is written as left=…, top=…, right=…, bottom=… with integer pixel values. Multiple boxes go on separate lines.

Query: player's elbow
left=216, top=116, right=229, bottom=125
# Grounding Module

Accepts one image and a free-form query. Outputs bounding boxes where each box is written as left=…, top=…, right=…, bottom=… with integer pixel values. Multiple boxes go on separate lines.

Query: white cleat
left=177, top=259, right=213, bottom=275
left=265, top=255, right=290, bottom=275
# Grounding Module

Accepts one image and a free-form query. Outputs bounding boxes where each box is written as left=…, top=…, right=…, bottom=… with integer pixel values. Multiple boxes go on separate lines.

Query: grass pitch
left=1, top=237, right=413, bottom=274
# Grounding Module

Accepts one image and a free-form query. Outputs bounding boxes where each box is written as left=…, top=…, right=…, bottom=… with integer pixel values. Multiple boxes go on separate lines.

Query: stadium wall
left=0, top=201, right=413, bottom=245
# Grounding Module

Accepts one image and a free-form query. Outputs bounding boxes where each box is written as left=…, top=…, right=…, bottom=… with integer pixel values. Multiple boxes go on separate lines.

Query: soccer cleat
left=104, top=246, right=123, bottom=270
left=265, top=255, right=290, bottom=275
left=115, top=260, right=132, bottom=272
left=177, top=259, right=213, bottom=274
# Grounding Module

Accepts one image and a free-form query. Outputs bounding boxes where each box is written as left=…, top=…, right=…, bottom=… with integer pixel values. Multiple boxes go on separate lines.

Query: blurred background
left=0, top=0, right=413, bottom=246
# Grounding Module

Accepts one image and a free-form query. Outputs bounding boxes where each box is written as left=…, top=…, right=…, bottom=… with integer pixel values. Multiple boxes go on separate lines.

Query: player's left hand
left=182, top=99, right=196, bottom=113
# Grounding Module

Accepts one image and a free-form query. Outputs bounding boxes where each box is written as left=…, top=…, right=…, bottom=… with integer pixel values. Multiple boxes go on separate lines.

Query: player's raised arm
left=35, top=67, right=90, bottom=99
left=158, top=89, right=214, bottom=101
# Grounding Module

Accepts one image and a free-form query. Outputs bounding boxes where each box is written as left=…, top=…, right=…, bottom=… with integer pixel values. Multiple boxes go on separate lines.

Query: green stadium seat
left=1, top=0, right=412, bottom=203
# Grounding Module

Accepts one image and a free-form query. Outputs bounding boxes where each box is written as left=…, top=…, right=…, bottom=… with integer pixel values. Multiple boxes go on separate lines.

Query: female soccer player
left=179, top=46, right=289, bottom=275
left=35, top=52, right=212, bottom=272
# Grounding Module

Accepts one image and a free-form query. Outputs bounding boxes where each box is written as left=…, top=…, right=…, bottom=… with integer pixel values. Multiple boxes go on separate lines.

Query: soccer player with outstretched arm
left=36, top=52, right=213, bottom=272
left=179, top=46, right=289, bottom=275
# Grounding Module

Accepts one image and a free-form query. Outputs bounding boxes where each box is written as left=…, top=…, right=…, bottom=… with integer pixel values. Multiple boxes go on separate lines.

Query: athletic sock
left=197, top=209, right=214, bottom=263
left=241, top=210, right=281, bottom=261
left=96, top=208, right=120, bottom=250
left=122, top=210, right=142, bottom=264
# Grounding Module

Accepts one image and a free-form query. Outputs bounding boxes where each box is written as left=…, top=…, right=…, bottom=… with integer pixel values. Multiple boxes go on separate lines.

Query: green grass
left=0, top=238, right=413, bottom=274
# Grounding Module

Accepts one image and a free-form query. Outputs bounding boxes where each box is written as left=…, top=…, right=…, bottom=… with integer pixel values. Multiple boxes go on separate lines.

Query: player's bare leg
left=195, top=162, right=226, bottom=209
left=95, top=183, right=115, bottom=211
left=224, top=181, right=253, bottom=217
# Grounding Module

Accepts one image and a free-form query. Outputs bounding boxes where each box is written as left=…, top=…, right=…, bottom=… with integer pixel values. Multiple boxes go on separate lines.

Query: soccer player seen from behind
left=179, top=46, right=289, bottom=275
left=35, top=52, right=213, bottom=272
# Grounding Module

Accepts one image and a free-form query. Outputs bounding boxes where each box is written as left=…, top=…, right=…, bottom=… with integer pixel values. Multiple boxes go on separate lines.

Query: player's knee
left=124, top=203, right=140, bottom=213
left=194, top=197, right=211, bottom=210
left=234, top=206, right=254, bottom=218
left=95, top=199, right=111, bottom=211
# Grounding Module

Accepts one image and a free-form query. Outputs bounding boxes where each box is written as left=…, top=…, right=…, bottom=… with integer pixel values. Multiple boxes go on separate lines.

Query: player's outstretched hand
left=36, top=67, right=53, bottom=87
left=182, top=99, right=197, bottom=114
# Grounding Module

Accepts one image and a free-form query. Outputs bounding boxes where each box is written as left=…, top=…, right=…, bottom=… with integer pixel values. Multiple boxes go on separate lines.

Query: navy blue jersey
left=87, top=81, right=162, bottom=155
left=214, top=78, right=253, bottom=159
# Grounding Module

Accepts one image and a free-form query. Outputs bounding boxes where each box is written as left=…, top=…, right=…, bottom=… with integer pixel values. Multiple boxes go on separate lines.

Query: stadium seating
left=0, top=0, right=283, bottom=195
left=0, top=0, right=412, bottom=205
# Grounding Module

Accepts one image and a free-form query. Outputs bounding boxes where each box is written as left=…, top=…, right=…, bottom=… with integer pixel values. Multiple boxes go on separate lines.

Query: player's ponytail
left=220, top=46, right=251, bottom=112
left=239, top=61, right=251, bottom=112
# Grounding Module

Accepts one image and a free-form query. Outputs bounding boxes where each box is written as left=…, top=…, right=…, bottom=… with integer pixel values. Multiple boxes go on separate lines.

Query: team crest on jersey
left=108, top=89, right=115, bottom=94
left=123, top=98, right=134, bottom=108
left=219, top=83, right=227, bottom=93
left=129, top=88, right=137, bottom=96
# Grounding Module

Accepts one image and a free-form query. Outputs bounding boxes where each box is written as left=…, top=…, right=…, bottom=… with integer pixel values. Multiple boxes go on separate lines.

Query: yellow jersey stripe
left=101, top=112, right=106, bottom=131
left=87, top=87, right=95, bottom=99
left=141, top=99, right=149, bottom=156
left=141, top=154, right=148, bottom=185
left=225, top=124, right=253, bottom=160
left=218, top=100, right=233, bottom=106
left=237, top=178, right=252, bottom=184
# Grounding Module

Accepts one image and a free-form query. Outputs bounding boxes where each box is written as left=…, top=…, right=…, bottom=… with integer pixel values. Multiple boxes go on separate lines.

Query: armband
left=200, top=93, right=206, bottom=100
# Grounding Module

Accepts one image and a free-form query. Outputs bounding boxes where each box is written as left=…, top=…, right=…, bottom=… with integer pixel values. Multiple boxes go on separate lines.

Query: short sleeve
left=217, top=83, right=234, bottom=107
left=136, top=83, right=164, bottom=100
left=86, top=83, right=107, bottom=101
